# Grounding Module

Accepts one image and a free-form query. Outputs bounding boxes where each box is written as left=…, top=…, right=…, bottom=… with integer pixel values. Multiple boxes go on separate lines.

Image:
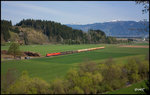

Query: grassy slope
left=1, top=44, right=149, bottom=82
left=106, top=80, right=147, bottom=94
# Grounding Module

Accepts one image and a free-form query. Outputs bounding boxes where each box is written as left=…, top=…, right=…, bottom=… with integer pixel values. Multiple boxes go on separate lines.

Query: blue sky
left=1, top=1, right=149, bottom=25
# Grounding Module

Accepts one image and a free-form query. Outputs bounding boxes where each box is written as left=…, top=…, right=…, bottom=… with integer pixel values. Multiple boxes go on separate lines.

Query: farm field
left=1, top=44, right=105, bottom=56
left=1, top=44, right=149, bottom=82
left=1, top=43, right=149, bottom=56
left=106, top=80, right=148, bottom=94
left=132, top=42, right=149, bottom=46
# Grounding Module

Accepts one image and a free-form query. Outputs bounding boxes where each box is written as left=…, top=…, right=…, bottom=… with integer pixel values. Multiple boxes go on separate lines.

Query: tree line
left=1, top=20, right=12, bottom=41
left=1, top=54, right=149, bottom=94
left=1, top=19, right=129, bottom=45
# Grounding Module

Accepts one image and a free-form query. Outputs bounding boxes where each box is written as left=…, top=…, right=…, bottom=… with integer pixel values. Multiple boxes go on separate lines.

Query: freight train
left=46, top=47, right=105, bottom=57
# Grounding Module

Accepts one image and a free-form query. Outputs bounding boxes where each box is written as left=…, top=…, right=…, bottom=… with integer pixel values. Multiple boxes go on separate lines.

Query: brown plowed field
left=119, top=45, right=149, bottom=48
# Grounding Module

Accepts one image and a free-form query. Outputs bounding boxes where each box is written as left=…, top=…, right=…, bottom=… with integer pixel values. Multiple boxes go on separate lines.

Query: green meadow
left=1, top=43, right=148, bottom=56
left=1, top=44, right=149, bottom=82
left=1, top=44, right=104, bottom=56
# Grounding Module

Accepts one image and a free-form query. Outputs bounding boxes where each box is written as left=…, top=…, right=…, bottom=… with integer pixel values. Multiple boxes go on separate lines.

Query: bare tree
left=135, top=0, right=149, bottom=14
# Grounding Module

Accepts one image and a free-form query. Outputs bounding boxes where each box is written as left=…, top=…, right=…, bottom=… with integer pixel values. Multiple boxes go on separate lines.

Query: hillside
left=1, top=19, right=120, bottom=45
left=66, top=21, right=149, bottom=37
left=1, top=24, right=49, bottom=45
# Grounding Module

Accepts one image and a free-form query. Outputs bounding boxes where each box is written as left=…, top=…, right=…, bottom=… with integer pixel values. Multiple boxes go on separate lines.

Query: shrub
left=99, top=58, right=128, bottom=91
left=50, top=78, right=67, bottom=94
left=1, top=68, right=19, bottom=94
left=138, top=61, right=149, bottom=79
left=6, top=71, right=50, bottom=94
left=7, top=42, right=22, bottom=58
left=9, top=31, right=20, bottom=42
left=77, top=75, right=93, bottom=94
left=91, top=72, right=103, bottom=93
left=66, top=64, right=103, bottom=94
left=69, top=86, right=84, bottom=94
left=6, top=71, right=32, bottom=94
left=79, top=61, right=98, bottom=75
left=124, top=58, right=140, bottom=83
left=66, top=69, right=79, bottom=87
left=29, top=78, right=51, bottom=94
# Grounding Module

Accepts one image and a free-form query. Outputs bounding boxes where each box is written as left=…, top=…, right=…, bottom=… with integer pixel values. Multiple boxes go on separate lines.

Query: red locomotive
left=46, top=52, right=61, bottom=57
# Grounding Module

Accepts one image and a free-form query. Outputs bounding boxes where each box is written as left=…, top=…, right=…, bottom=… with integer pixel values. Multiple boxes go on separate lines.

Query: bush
left=6, top=71, right=50, bottom=94
left=66, top=69, right=79, bottom=87
left=66, top=63, right=103, bottom=94
left=29, top=78, right=51, bottom=94
left=7, top=42, right=22, bottom=58
left=78, top=75, right=93, bottom=94
left=9, top=31, right=20, bottom=42
left=50, top=78, right=66, bottom=94
left=124, top=58, right=141, bottom=83
left=91, top=72, right=103, bottom=93
left=138, top=61, right=149, bottom=79
left=99, top=58, right=128, bottom=91
left=1, top=68, right=19, bottom=94
left=69, top=86, right=84, bottom=94
left=79, top=61, right=98, bottom=74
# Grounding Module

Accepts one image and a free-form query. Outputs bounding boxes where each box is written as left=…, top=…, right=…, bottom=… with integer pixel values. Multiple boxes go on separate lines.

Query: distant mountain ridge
left=66, top=21, right=149, bottom=37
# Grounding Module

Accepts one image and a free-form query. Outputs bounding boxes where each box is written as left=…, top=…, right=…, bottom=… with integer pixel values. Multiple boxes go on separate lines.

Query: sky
left=1, top=1, right=149, bottom=25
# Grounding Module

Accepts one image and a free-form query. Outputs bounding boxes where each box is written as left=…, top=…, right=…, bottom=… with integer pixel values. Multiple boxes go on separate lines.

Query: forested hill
left=1, top=19, right=121, bottom=45
left=15, top=19, right=84, bottom=43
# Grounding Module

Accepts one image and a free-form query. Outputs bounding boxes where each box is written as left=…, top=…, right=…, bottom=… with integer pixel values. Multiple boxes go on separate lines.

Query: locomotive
left=46, top=52, right=61, bottom=57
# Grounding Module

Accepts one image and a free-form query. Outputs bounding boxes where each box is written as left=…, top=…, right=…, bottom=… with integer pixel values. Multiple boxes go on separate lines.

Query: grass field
left=1, top=43, right=149, bottom=56
left=1, top=44, right=104, bottom=56
left=106, top=80, right=148, bottom=94
left=1, top=44, right=149, bottom=82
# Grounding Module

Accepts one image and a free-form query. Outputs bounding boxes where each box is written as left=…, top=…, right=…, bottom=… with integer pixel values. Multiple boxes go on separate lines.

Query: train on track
left=46, top=47, right=105, bottom=57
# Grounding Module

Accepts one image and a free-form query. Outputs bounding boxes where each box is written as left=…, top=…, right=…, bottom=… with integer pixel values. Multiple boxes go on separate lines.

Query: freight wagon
left=60, top=51, right=73, bottom=55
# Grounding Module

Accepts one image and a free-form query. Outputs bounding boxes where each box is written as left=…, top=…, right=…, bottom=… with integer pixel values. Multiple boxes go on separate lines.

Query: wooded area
left=1, top=19, right=128, bottom=45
